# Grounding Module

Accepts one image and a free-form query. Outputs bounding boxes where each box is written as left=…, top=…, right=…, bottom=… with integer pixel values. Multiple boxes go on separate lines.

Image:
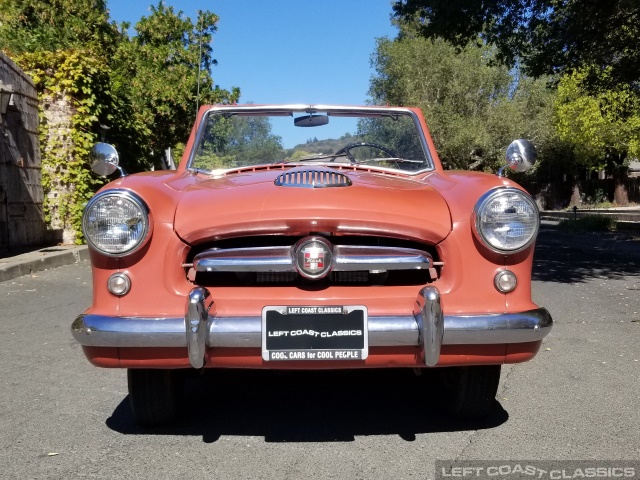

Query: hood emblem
left=293, top=237, right=333, bottom=279
left=275, top=168, right=352, bottom=188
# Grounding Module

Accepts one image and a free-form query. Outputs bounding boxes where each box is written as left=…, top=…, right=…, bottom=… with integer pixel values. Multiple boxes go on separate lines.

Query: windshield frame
left=185, top=104, right=436, bottom=175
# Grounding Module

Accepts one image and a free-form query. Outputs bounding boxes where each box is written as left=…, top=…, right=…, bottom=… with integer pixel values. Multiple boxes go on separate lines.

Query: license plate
left=262, top=305, right=368, bottom=361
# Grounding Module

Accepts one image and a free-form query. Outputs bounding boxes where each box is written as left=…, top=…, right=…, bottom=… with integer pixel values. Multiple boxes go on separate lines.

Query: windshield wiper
left=282, top=154, right=340, bottom=163
left=281, top=155, right=425, bottom=166
left=356, top=157, right=424, bottom=164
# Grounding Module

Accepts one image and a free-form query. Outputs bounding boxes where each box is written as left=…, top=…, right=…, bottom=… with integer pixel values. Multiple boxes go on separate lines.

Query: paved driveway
left=0, top=228, right=638, bottom=479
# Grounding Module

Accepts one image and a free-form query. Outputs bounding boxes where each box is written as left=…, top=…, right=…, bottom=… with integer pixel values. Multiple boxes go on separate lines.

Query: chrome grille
left=187, top=235, right=441, bottom=287
left=274, top=168, right=352, bottom=188
left=193, top=243, right=433, bottom=273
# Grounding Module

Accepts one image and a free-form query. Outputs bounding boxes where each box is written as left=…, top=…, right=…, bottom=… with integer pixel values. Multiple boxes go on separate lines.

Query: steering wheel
left=333, top=142, right=398, bottom=163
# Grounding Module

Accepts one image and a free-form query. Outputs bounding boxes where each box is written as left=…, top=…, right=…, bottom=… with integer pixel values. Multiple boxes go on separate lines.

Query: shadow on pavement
left=533, top=227, right=640, bottom=284
left=106, top=368, right=508, bottom=442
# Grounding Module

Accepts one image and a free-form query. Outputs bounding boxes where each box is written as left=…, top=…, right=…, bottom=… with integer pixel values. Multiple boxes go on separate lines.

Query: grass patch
left=558, top=215, right=617, bottom=232
left=581, top=201, right=615, bottom=209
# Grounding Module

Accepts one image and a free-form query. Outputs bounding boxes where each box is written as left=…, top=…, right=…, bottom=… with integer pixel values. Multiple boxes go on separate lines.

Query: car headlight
left=473, top=187, right=539, bottom=253
left=82, top=190, right=151, bottom=256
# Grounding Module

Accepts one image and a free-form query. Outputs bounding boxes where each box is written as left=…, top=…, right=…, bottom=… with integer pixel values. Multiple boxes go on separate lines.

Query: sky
left=107, top=0, right=398, bottom=104
left=106, top=1, right=399, bottom=146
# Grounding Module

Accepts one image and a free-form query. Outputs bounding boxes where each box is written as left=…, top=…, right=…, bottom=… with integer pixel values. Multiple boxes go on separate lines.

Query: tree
left=193, top=115, right=283, bottom=170
left=0, top=0, right=120, bottom=55
left=554, top=67, right=640, bottom=205
left=224, top=116, right=283, bottom=164
left=1, top=0, right=240, bottom=239
left=368, top=22, right=556, bottom=171
left=109, top=3, right=240, bottom=169
left=1, top=1, right=240, bottom=171
left=358, top=115, right=426, bottom=165
left=392, top=0, right=640, bottom=90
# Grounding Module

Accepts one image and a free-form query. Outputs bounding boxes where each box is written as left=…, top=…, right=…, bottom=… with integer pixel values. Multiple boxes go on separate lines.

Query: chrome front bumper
left=72, top=286, right=552, bottom=368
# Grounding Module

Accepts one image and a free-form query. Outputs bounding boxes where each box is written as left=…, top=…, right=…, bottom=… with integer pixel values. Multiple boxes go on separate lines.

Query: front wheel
left=442, top=365, right=501, bottom=419
left=127, top=369, right=184, bottom=427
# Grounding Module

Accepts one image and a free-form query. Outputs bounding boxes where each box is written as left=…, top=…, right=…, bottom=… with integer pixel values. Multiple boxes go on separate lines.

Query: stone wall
left=40, top=93, right=77, bottom=244
left=0, top=52, right=51, bottom=253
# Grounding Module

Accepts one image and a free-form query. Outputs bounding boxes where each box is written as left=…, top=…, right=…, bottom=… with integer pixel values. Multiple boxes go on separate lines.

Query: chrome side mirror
left=90, top=143, right=126, bottom=177
left=499, top=139, right=537, bottom=176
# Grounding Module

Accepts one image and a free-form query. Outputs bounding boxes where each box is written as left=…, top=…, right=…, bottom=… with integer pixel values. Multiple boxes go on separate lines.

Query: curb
left=0, top=245, right=89, bottom=283
left=540, top=216, right=640, bottom=231
left=540, top=210, right=640, bottom=223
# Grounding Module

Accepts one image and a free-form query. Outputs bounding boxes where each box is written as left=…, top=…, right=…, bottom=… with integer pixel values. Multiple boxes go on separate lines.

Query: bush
left=558, top=215, right=617, bottom=232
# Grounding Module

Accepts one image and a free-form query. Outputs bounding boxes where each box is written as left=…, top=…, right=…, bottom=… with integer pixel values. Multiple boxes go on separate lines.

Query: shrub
left=558, top=215, right=617, bottom=232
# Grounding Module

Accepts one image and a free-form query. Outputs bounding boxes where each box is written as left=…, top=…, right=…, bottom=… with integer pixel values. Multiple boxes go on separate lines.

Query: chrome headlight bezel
left=82, top=189, right=152, bottom=257
left=472, top=187, right=539, bottom=254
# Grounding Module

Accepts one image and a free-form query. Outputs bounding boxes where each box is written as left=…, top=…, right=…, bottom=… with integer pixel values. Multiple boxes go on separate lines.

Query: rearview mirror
left=294, top=114, right=329, bottom=127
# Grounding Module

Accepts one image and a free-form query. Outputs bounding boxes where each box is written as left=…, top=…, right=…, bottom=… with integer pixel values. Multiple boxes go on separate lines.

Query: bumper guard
left=72, top=286, right=553, bottom=368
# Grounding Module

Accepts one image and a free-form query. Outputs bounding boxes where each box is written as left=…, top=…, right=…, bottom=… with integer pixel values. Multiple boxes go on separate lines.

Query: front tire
left=443, top=365, right=501, bottom=419
left=127, top=369, right=183, bottom=427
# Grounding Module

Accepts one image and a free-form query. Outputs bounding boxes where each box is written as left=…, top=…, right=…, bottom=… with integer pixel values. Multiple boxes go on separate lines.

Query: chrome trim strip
left=445, top=308, right=553, bottom=344
left=333, top=245, right=432, bottom=271
left=367, top=316, right=419, bottom=346
left=193, top=247, right=294, bottom=272
left=71, top=315, right=186, bottom=347
left=185, top=287, right=210, bottom=368
left=72, top=308, right=552, bottom=349
left=416, top=286, right=444, bottom=366
left=210, top=316, right=262, bottom=347
left=193, top=245, right=432, bottom=273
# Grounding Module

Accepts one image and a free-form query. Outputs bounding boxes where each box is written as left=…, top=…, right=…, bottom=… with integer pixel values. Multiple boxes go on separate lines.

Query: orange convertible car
left=72, top=105, right=552, bottom=425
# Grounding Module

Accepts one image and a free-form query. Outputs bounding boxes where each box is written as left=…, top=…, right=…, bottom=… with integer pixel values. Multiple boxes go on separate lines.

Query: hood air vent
left=274, top=168, right=352, bottom=188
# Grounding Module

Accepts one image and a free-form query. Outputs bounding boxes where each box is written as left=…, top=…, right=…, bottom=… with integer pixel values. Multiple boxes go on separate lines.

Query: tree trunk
left=613, top=167, right=629, bottom=206
left=569, top=179, right=581, bottom=207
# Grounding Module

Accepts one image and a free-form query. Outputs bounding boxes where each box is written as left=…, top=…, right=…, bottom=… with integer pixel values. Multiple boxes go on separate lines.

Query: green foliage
left=581, top=189, right=613, bottom=209
left=16, top=49, right=108, bottom=242
left=192, top=152, right=237, bottom=171
left=193, top=115, right=283, bottom=170
left=0, top=0, right=120, bottom=55
left=554, top=67, right=640, bottom=169
left=392, top=0, right=640, bottom=91
left=558, top=215, right=617, bottom=233
left=110, top=3, right=240, bottom=171
left=2, top=0, right=240, bottom=240
left=172, top=142, right=186, bottom=166
left=288, top=150, right=314, bottom=161
left=368, top=23, right=557, bottom=170
left=225, top=116, right=283, bottom=164
left=358, top=116, right=425, bottom=163
left=292, top=134, right=363, bottom=155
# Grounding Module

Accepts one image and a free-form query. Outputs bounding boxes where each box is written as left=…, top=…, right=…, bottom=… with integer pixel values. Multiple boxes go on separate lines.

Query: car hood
left=173, top=167, right=452, bottom=245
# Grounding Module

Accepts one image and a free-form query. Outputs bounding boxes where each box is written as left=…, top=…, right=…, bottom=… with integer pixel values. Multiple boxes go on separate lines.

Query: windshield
left=189, top=107, right=432, bottom=174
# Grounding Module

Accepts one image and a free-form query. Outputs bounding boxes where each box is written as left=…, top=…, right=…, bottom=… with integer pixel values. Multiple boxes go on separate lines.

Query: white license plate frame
left=261, top=305, right=368, bottom=361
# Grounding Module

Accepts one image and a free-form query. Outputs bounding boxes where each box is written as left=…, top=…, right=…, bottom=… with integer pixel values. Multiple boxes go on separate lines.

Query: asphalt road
left=0, top=227, right=638, bottom=479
